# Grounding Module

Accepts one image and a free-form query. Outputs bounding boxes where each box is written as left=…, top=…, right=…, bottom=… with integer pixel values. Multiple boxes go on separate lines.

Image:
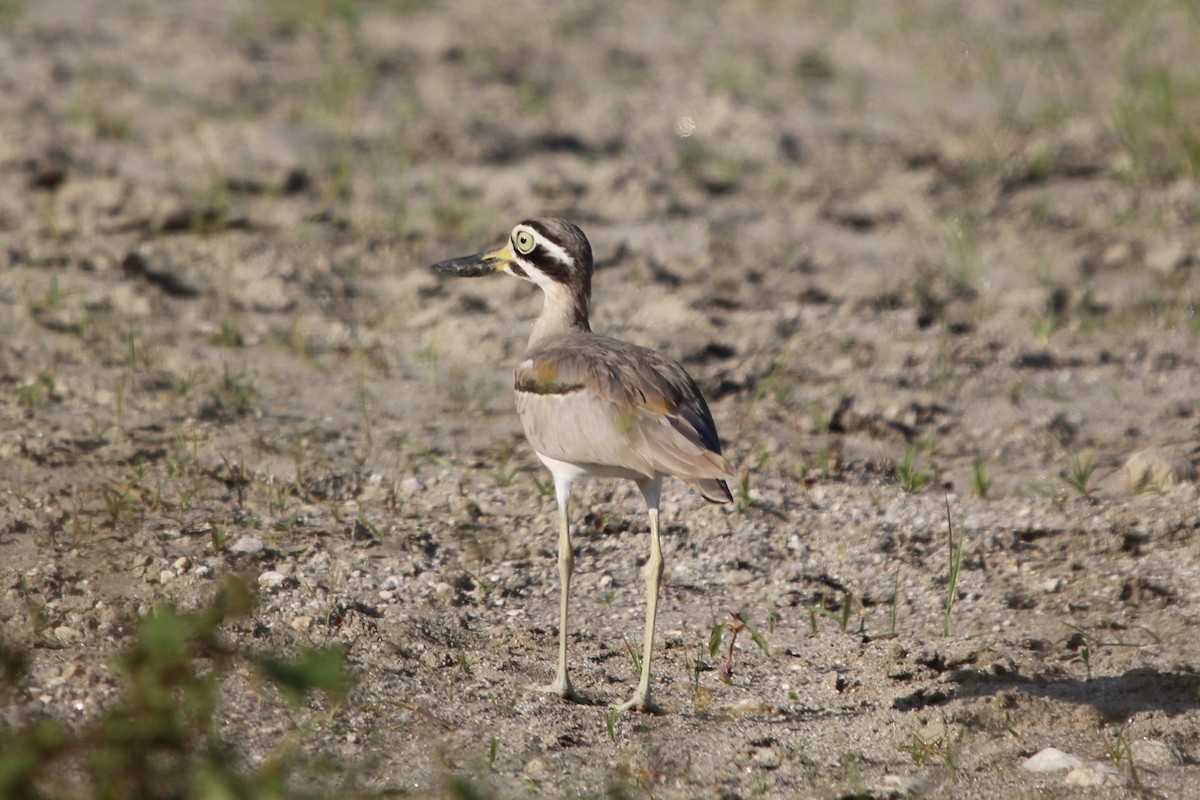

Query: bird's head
left=432, top=218, right=593, bottom=296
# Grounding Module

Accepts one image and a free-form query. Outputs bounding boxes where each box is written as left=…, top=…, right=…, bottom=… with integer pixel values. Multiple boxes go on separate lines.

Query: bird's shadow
left=923, top=666, right=1200, bottom=720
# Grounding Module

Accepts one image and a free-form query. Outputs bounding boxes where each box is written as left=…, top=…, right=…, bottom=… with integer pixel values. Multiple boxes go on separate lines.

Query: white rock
left=159, top=569, right=176, bottom=584
left=229, top=535, right=265, bottom=554
left=874, top=775, right=929, bottom=797
left=1065, top=763, right=1115, bottom=786
left=1021, top=747, right=1083, bottom=772
left=290, top=615, right=313, bottom=631
left=194, top=565, right=213, bottom=579
left=258, top=570, right=288, bottom=589
left=1042, top=578, right=1063, bottom=594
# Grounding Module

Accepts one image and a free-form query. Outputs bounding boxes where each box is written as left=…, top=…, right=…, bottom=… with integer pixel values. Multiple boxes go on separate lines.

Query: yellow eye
left=514, top=230, right=535, bottom=254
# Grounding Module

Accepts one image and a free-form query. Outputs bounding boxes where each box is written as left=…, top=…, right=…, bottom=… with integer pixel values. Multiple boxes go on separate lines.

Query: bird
left=432, top=218, right=734, bottom=712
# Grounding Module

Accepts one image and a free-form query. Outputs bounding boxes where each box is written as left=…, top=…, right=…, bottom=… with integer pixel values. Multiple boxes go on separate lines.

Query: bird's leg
left=616, top=478, right=664, bottom=713
left=530, top=475, right=578, bottom=700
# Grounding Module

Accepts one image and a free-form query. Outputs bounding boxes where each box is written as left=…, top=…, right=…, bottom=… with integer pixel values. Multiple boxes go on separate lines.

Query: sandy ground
left=2, top=1, right=1200, bottom=797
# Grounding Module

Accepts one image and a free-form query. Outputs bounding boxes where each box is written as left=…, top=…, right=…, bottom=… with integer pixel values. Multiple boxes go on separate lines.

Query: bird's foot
left=612, top=691, right=661, bottom=714
left=526, top=676, right=591, bottom=704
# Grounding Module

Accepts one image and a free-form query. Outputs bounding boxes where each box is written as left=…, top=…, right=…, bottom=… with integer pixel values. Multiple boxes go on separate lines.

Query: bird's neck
left=528, top=282, right=591, bottom=351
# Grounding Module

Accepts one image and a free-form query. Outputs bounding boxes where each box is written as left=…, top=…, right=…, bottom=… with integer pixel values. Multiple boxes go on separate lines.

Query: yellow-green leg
left=616, top=478, right=664, bottom=713
left=531, top=475, right=577, bottom=700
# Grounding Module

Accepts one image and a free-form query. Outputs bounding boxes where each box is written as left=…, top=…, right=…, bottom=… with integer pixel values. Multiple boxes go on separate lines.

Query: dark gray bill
left=432, top=252, right=499, bottom=277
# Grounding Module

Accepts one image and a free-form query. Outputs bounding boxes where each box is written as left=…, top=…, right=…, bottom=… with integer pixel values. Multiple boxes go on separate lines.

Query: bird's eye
left=514, top=230, right=535, bottom=254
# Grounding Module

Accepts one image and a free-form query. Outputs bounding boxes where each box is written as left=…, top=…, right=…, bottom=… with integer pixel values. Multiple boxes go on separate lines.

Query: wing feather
left=514, top=333, right=733, bottom=501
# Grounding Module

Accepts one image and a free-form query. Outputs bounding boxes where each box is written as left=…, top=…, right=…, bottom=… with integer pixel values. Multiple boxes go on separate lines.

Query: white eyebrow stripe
left=525, top=228, right=575, bottom=268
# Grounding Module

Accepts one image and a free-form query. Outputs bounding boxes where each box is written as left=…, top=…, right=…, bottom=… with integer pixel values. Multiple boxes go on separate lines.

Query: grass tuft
left=0, top=577, right=356, bottom=798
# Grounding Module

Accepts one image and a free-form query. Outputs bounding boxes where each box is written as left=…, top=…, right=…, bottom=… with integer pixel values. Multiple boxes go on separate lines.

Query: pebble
left=751, top=747, right=781, bottom=770
left=1042, top=578, right=1063, bottom=594
left=159, top=569, right=176, bottom=584
left=1065, top=763, right=1115, bottom=786
left=1121, top=448, right=1196, bottom=492
left=173, top=556, right=191, bottom=573
left=194, top=565, right=213, bottom=579
left=229, top=535, right=265, bottom=554
left=53, top=626, right=81, bottom=642
left=290, top=615, right=313, bottom=631
left=874, top=775, right=929, bottom=797
left=1145, top=240, right=1187, bottom=275
left=1130, top=738, right=1180, bottom=767
left=1021, top=747, right=1082, bottom=772
left=258, top=570, right=288, bottom=589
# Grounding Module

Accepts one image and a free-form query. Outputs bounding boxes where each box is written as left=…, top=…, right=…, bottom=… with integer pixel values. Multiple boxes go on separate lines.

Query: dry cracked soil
left=2, top=1, right=1200, bottom=798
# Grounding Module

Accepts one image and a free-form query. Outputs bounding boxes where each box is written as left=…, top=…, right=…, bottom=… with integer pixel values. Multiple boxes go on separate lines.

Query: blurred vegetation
left=0, top=577, right=356, bottom=800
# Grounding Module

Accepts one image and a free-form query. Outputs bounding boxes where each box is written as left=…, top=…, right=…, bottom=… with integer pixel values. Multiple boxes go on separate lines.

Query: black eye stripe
left=525, top=244, right=572, bottom=283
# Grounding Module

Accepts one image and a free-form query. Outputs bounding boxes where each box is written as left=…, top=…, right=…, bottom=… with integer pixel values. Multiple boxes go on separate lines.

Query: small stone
left=229, top=535, right=265, bottom=554
left=523, top=757, right=549, bottom=778
left=1065, top=763, right=1115, bottom=786
left=1145, top=240, right=1187, bottom=276
left=433, top=582, right=454, bottom=601
left=159, top=569, right=176, bottom=584
left=194, top=565, right=213, bottom=579
left=874, top=775, right=929, bottom=797
left=1130, top=739, right=1181, bottom=767
left=258, top=570, right=288, bottom=589
left=358, top=474, right=388, bottom=503
left=53, top=626, right=80, bottom=642
left=290, top=615, right=313, bottom=631
left=1121, top=448, right=1196, bottom=492
left=399, top=476, right=424, bottom=496
left=236, top=276, right=294, bottom=314
left=1042, top=578, right=1063, bottom=594
left=173, top=556, right=191, bottom=573
left=751, top=747, right=781, bottom=770
left=720, top=698, right=776, bottom=717
left=1021, top=747, right=1083, bottom=772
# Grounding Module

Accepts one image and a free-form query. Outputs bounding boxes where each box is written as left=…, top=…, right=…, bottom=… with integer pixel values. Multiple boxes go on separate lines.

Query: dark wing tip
left=690, top=477, right=733, bottom=504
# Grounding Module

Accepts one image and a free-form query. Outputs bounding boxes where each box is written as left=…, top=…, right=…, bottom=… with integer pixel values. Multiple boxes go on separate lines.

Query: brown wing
left=514, top=333, right=733, bottom=503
